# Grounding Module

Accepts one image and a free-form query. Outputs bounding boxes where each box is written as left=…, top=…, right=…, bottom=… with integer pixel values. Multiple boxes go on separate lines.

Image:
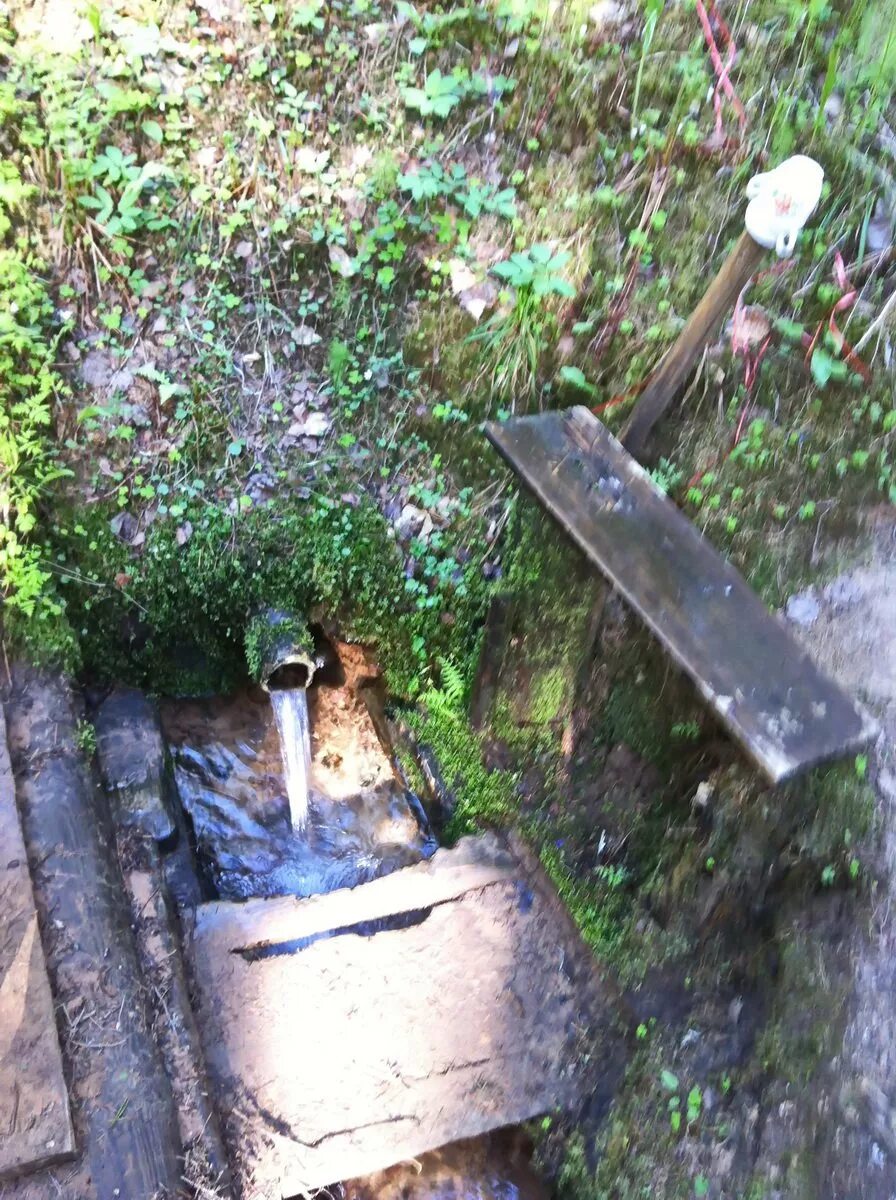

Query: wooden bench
left=485, top=406, right=876, bottom=783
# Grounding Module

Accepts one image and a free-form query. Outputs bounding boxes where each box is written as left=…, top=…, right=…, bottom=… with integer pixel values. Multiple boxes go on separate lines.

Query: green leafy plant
left=398, top=160, right=516, bottom=220
left=438, top=656, right=467, bottom=707
left=0, top=165, right=75, bottom=662
left=491, top=244, right=575, bottom=298
left=75, top=719, right=97, bottom=757
left=78, top=153, right=175, bottom=246
left=401, top=69, right=468, bottom=118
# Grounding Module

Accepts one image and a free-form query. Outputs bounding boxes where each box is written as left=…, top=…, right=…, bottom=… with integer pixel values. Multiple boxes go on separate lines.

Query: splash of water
left=270, top=687, right=312, bottom=830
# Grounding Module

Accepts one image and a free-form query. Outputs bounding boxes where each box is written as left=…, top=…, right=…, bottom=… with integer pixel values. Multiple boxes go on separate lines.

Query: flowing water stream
left=270, top=686, right=312, bottom=831
left=157, top=641, right=547, bottom=1200
left=159, top=668, right=436, bottom=901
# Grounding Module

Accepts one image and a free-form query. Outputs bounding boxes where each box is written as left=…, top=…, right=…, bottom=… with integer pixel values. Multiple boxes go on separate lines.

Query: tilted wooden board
left=485, top=406, right=877, bottom=783
left=0, top=707, right=75, bottom=1182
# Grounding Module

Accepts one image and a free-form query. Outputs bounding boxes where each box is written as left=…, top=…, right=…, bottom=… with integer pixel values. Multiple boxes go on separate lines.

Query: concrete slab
left=190, top=834, right=617, bottom=1198
left=0, top=708, right=75, bottom=1182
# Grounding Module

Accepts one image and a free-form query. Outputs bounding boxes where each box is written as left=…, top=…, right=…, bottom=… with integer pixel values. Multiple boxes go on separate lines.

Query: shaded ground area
left=342, top=1129, right=550, bottom=1200
left=788, top=533, right=896, bottom=1198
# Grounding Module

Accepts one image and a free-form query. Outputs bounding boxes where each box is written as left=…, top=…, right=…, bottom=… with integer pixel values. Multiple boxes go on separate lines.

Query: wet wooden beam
left=0, top=708, right=75, bottom=1183
left=3, top=668, right=184, bottom=1199
left=485, top=407, right=877, bottom=783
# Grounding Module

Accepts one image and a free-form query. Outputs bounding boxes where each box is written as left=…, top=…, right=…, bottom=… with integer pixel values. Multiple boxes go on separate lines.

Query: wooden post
left=619, top=230, right=767, bottom=459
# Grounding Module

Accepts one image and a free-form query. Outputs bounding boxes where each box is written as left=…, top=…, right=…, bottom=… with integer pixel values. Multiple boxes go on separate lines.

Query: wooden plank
left=3, top=668, right=184, bottom=1199
left=620, top=230, right=767, bottom=457
left=189, top=835, right=617, bottom=1195
left=0, top=707, right=76, bottom=1182
left=485, top=407, right=877, bottom=783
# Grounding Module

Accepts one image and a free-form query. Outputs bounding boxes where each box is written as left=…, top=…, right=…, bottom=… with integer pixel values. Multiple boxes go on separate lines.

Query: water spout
left=270, top=686, right=312, bottom=831
left=247, top=609, right=319, bottom=832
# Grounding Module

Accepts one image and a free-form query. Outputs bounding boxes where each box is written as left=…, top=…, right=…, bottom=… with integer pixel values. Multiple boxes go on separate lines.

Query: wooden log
left=620, top=230, right=767, bottom=458
left=2, top=667, right=184, bottom=1200
left=95, top=688, right=233, bottom=1196
left=0, top=707, right=76, bottom=1183
left=484, top=407, right=877, bottom=783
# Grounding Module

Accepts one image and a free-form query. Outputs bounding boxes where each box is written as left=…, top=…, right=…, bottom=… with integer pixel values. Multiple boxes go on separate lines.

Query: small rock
left=692, top=780, right=714, bottom=813
left=785, top=590, right=820, bottom=627
left=449, top=259, right=477, bottom=295
left=458, top=280, right=498, bottom=322
left=589, top=0, right=626, bottom=26
left=867, top=197, right=893, bottom=257
left=824, top=92, right=843, bottom=121
left=328, top=244, right=357, bottom=278
left=293, top=324, right=321, bottom=347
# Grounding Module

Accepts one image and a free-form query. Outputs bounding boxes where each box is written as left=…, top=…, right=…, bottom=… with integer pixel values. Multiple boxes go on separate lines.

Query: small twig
left=854, top=288, right=896, bottom=353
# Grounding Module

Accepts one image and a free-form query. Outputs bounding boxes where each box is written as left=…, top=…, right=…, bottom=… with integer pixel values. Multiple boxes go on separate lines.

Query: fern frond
left=437, top=655, right=466, bottom=707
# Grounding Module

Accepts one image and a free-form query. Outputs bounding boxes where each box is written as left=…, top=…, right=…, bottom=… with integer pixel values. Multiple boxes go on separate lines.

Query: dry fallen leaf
left=328, top=244, right=357, bottom=278
left=449, top=259, right=478, bottom=295
left=293, top=324, right=322, bottom=347
left=289, top=411, right=331, bottom=438
left=732, top=305, right=773, bottom=350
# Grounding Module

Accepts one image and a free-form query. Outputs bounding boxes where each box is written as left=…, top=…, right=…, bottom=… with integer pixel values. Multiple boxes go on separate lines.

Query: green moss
left=49, top=490, right=489, bottom=698
left=538, top=842, right=627, bottom=963
left=244, top=611, right=314, bottom=683
left=479, top=500, right=601, bottom=743
left=529, top=666, right=569, bottom=725
left=404, top=688, right=516, bottom=838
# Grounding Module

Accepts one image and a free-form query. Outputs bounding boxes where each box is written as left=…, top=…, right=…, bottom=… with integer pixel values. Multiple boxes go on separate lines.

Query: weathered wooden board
left=190, top=834, right=616, bottom=1197
left=0, top=708, right=76, bottom=1182
left=3, top=668, right=184, bottom=1200
left=485, top=406, right=877, bottom=783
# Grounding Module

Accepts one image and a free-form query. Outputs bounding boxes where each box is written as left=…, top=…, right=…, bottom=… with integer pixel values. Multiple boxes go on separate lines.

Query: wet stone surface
left=160, top=669, right=436, bottom=901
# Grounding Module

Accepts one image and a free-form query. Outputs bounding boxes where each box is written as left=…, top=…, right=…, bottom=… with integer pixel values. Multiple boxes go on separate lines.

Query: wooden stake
left=619, top=230, right=766, bottom=459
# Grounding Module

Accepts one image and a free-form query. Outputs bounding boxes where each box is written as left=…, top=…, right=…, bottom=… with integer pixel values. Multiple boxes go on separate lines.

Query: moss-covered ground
left=2, top=0, right=896, bottom=1193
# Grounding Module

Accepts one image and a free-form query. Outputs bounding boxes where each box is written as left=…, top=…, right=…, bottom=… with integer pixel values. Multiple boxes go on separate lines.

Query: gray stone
left=0, top=706, right=75, bottom=1182
left=785, top=590, right=820, bottom=627
left=94, top=688, right=175, bottom=843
